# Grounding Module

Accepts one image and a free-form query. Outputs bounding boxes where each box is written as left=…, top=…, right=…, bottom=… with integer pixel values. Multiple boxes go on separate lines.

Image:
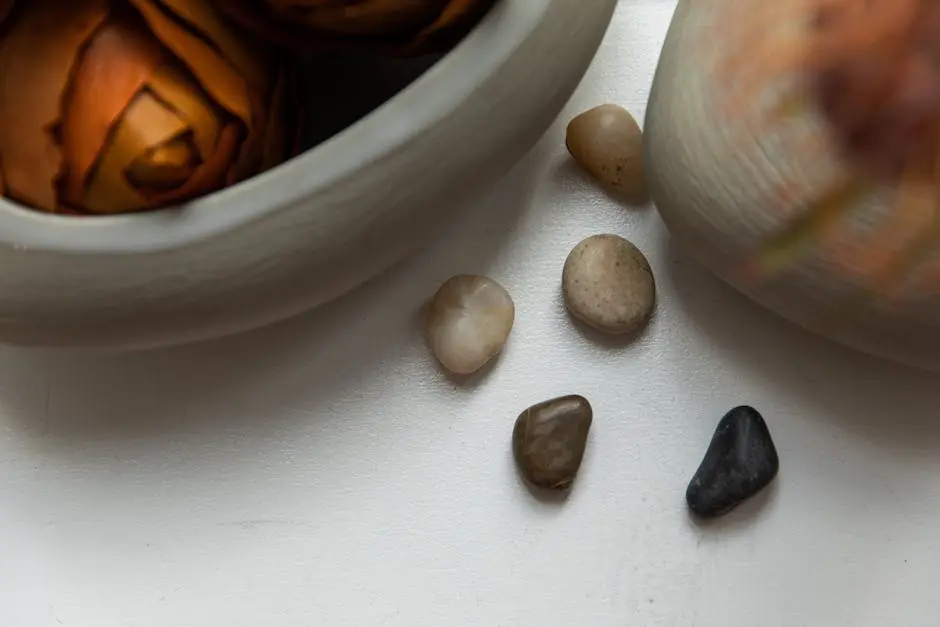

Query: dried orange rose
left=213, top=0, right=498, bottom=55
left=0, top=0, right=299, bottom=215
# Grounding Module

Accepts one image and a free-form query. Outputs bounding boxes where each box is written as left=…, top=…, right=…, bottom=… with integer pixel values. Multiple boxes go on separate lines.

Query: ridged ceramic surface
left=646, top=0, right=940, bottom=370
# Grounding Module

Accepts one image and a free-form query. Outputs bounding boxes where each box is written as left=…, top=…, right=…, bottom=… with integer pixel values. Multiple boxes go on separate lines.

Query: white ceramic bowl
left=0, top=0, right=616, bottom=350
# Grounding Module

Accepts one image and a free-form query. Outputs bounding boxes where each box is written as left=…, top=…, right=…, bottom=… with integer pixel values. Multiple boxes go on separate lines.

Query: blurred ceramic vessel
left=646, top=0, right=940, bottom=371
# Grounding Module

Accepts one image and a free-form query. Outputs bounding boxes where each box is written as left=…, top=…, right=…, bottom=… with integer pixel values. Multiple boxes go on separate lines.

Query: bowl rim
left=0, top=0, right=543, bottom=254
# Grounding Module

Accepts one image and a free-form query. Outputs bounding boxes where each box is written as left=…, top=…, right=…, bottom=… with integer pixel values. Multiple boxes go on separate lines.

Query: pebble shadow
left=439, top=355, right=503, bottom=390
left=550, top=158, right=652, bottom=210
left=661, top=229, right=940, bottom=450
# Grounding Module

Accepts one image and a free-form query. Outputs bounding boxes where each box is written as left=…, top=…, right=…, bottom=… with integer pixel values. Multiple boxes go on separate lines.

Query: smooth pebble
left=562, top=234, right=655, bottom=335
left=566, top=103, right=647, bottom=201
left=513, top=395, right=593, bottom=491
left=686, top=406, right=780, bottom=519
left=425, top=274, right=515, bottom=375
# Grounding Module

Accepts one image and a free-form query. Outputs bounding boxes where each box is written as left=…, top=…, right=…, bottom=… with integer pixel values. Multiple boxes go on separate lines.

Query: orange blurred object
left=0, top=0, right=298, bottom=215
left=805, top=0, right=940, bottom=180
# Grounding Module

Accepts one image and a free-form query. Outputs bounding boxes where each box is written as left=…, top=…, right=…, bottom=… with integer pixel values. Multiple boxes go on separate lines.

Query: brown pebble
left=562, top=234, right=655, bottom=335
left=566, top=104, right=647, bottom=202
left=513, top=395, right=593, bottom=491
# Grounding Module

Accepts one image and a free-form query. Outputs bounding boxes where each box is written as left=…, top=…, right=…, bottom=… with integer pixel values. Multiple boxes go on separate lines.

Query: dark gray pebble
left=686, top=405, right=779, bottom=518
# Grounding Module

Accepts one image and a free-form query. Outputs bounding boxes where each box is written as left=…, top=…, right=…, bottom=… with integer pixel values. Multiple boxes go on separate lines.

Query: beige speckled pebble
left=562, top=234, right=655, bottom=335
left=566, top=104, right=647, bottom=202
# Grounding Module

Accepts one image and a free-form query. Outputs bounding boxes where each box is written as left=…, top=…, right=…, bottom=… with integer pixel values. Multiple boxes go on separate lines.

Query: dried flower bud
left=0, top=0, right=300, bottom=215
left=213, top=0, right=498, bottom=55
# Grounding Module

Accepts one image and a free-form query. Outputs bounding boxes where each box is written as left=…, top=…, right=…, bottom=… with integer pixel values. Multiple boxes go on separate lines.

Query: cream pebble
left=425, top=274, right=515, bottom=375
left=562, top=234, right=655, bottom=335
left=566, top=103, right=647, bottom=202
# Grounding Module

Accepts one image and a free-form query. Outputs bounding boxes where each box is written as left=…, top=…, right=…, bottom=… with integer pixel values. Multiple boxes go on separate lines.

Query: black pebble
left=686, top=406, right=779, bottom=519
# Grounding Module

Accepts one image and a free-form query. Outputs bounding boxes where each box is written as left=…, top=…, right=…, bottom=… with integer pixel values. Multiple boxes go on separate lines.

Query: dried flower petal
left=0, top=0, right=108, bottom=211
left=274, top=0, right=445, bottom=36
left=406, top=0, right=497, bottom=53
left=59, top=13, right=165, bottom=206
left=213, top=0, right=498, bottom=55
left=126, top=136, right=200, bottom=192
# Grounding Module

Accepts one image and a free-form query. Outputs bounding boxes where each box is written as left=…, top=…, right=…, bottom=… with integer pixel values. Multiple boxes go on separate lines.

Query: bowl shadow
left=0, top=145, right=542, bottom=449
left=660, top=228, right=940, bottom=450
left=296, top=52, right=443, bottom=152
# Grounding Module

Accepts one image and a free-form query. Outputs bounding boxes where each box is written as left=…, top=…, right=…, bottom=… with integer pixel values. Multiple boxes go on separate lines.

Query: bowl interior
left=297, top=52, right=442, bottom=157
left=0, top=51, right=440, bottom=219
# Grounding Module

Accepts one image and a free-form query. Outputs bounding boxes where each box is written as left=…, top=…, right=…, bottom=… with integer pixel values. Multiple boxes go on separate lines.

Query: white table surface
left=4, top=2, right=940, bottom=625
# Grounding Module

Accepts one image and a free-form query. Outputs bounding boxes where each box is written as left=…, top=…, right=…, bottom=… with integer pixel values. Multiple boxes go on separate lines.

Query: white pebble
left=424, top=275, right=515, bottom=375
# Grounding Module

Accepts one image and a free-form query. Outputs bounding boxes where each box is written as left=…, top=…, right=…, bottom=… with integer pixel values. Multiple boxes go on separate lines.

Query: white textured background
left=3, top=2, right=940, bottom=625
